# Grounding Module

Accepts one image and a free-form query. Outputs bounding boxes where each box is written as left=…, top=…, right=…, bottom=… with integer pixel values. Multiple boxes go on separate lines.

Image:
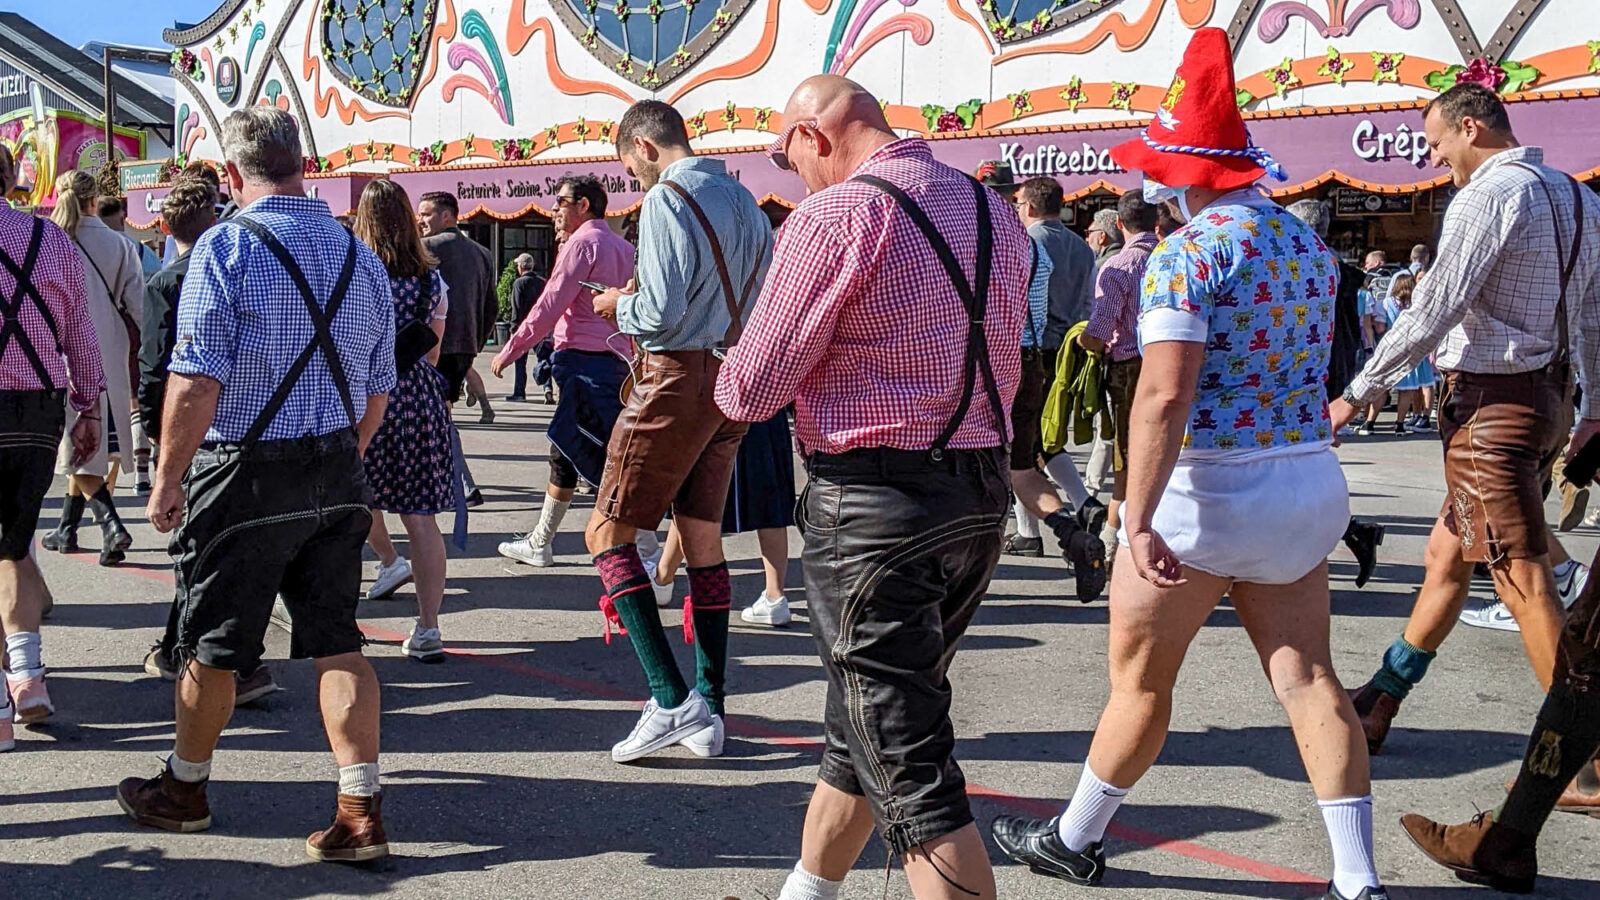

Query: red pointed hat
left=1110, top=27, right=1288, bottom=191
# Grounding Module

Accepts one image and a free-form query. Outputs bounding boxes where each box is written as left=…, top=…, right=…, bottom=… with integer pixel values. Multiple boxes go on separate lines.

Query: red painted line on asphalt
left=60, top=546, right=1326, bottom=887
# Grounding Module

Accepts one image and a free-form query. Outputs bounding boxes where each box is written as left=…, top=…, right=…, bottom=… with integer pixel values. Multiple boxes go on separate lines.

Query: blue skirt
left=722, top=410, right=796, bottom=534
left=1395, top=355, right=1438, bottom=392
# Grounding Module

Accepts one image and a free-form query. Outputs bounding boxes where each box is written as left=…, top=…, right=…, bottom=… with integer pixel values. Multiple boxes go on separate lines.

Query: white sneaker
left=402, top=623, right=445, bottom=663
left=367, top=557, right=413, bottom=600
left=1558, top=561, right=1590, bottom=609
left=643, top=557, right=674, bottom=607
left=740, top=592, right=791, bottom=626
left=680, top=714, right=725, bottom=758
left=1458, top=599, right=1520, bottom=632
left=1464, top=562, right=1590, bottom=633
left=611, top=690, right=713, bottom=763
left=498, top=534, right=554, bottom=567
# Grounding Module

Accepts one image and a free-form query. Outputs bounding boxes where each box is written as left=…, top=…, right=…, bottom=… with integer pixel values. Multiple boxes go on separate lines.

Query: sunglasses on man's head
left=767, top=120, right=815, bottom=172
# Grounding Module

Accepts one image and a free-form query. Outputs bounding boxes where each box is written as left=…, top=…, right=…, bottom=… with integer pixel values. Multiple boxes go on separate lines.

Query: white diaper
left=1118, top=445, right=1350, bottom=585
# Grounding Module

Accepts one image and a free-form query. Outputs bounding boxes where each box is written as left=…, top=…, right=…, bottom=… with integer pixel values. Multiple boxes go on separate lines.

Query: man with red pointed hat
left=988, top=28, right=1387, bottom=900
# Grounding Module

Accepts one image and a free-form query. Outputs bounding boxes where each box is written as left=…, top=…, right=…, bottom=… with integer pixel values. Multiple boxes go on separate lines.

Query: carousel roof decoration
left=972, top=0, right=1127, bottom=44
left=320, top=0, right=439, bottom=108
left=551, top=0, right=758, bottom=89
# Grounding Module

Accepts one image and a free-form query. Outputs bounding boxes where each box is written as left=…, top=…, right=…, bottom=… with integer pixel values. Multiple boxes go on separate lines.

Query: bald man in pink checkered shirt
left=715, top=75, right=1028, bottom=900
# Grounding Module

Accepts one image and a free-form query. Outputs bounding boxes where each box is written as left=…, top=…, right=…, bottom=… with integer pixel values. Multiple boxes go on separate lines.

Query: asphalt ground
left=4, top=361, right=1598, bottom=899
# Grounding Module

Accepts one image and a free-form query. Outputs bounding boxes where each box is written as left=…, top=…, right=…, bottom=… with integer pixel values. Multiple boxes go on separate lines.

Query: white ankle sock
left=1058, top=763, right=1130, bottom=852
left=777, top=862, right=842, bottom=900
left=168, top=753, right=212, bottom=783
left=1319, top=795, right=1379, bottom=898
left=531, top=497, right=571, bottom=547
left=338, top=762, right=381, bottom=797
left=5, top=632, right=42, bottom=678
left=1014, top=497, right=1041, bottom=539
left=1044, top=455, right=1092, bottom=510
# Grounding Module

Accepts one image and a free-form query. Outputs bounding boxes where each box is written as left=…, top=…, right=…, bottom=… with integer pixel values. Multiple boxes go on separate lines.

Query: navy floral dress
left=365, top=270, right=454, bottom=515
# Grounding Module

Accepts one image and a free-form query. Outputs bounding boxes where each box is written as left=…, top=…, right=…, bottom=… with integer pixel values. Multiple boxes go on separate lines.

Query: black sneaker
left=990, top=815, right=1105, bottom=886
left=1076, top=497, right=1109, bottom=537
left=1324, top=884, right=1390, bottom=900
left=1003, top=534, right=1044, bottom=557
left=466, top=489, right=484, bottom=508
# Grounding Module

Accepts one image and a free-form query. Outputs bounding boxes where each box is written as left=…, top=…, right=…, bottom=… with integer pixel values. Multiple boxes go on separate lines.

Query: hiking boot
left=1076, top=497, right=1109, bottom=538
left=1046, top=511, right=1106, bottom=603
left=1342, top=519, right=1384, bottom=589
left=1348, top=679, right=1401, bottom=755
left=990, top=815, right=1105, bottom=886
left=1399, top=811, right=1536, bottom=894
left=306, top=792, right=389, bottom=862
left=117, top=769, right=212, bottom=832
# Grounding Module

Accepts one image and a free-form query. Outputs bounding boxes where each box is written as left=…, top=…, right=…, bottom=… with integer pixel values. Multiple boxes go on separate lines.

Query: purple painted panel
left=129, top=96, right=1600, bottom=225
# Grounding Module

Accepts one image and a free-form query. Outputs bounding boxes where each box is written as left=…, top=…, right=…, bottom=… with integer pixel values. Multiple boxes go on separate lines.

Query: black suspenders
left=228, top=217, right=360, bottom=446
left=0, top=218, right=65, bottom=387
left=851, top=175, right=1009, bottom=457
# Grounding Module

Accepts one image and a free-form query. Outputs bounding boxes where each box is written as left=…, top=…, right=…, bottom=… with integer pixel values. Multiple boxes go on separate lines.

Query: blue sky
left=17, top=1, right=223, bottom=50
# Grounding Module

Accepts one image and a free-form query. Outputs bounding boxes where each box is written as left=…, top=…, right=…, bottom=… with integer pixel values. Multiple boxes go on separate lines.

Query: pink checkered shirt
left=1084, top=231, right=1159, bottom=362
left=0, top=207, right=105, bottom=411
left=715, top=139, right=1030, bottom=454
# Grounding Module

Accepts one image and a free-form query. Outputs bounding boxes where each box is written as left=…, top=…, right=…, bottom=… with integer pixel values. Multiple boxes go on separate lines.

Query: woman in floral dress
left=352, top=180, right=453, bottom=662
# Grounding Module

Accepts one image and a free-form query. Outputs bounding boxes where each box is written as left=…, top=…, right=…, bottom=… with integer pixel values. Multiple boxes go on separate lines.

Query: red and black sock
left=595, top=543, right=687, bottom=710
left=686, top=562, right=732, bottom=716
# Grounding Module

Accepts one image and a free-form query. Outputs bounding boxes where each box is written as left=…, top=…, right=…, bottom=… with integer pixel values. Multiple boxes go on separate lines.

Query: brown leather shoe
left=1347, top=679, right=1402, bottom=755
left=117, top=769, right=212, bottom=832
left=306, top=792, right=388, bottom=862
left=1399, top=811, right=1536, bottom=894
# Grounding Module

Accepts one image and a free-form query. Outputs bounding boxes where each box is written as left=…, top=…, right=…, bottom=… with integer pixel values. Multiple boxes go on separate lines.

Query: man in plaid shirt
left=717, top=75, right=1028, bottom=900
left=1327, top=86, right=1600, bottom=892
left=0, top=145, right=104, bottom=739
left=116, top=108, right=396, bottom=862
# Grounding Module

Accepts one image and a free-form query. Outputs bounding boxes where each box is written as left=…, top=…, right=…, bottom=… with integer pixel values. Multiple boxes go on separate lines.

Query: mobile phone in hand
left=578, top=280, right=610, bottom=292
left=1566, top=434, right=1600, bottom=488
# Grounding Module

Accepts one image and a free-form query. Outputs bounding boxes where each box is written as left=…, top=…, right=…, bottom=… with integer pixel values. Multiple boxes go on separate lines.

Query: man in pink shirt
left=491, top=175, right=635, bottom=566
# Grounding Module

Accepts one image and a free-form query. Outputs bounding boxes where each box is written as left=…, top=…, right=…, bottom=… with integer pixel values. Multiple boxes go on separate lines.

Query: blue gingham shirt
left=616, top=156, right=773, bottom=351
left=171, top=195, right=397, bottom=443
left=1022, top=237, right=1054, bottom=349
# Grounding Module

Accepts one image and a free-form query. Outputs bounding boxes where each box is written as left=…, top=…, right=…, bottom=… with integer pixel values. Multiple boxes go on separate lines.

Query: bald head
left=779, top=75, right=897, bottom=193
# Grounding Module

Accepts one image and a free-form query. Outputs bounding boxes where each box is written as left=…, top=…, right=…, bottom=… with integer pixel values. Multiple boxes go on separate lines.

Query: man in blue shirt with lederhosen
left=115, top=108, right=397, bottom=863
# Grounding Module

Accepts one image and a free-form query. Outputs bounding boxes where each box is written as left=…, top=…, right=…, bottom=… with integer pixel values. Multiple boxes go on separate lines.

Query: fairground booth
left=129, top=0, right=1600, bottom=272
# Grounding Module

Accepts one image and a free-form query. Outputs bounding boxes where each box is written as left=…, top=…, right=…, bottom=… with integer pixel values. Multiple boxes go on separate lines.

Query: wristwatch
left=1341, top=386, right=1363, bottom=407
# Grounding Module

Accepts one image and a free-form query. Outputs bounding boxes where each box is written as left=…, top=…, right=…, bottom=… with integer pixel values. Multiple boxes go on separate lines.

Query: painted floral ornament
left=1317, top=46, right=1356, bottom=85
left=1058, top=75, right=1087, bottom=112
left=1007, top=90, right=1033, bottom=120
left=921, top=98, right=983, bottom=132
left=1108, top=81, right=1137, bottom=111
left=1425, top=57, right=1540, bottom=94
left=1370, top=51, right=1404, bottom=83
left=1266, top=58, right=1300, bottom=98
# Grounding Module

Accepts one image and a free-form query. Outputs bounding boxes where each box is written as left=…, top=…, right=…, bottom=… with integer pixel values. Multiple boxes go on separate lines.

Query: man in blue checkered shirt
left=116, top=107, right=397, bottom=863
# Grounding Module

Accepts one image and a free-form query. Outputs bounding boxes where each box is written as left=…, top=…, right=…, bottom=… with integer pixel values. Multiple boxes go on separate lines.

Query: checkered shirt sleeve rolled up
left=1084, top=234, right=1156, bottom=362
left=1348, top=147, right=1600, bottom=416
left=0, top=209, right=106, bottom=410
left=715, top=139, right=1029, bottom=454
left=170, top=197, right=397, bottom=443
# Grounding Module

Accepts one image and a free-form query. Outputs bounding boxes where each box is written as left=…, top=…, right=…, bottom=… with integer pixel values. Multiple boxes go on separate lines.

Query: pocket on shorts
left=796, top=479, right=845, bottom=537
